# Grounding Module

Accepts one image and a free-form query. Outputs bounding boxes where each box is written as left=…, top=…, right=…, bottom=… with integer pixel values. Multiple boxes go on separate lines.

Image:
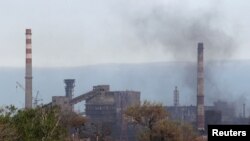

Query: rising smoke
left=116, top=0, right=241, bottom=108
left=125, top=1, right=236, bottom=60
left=1, top=0, right=247, bottom=114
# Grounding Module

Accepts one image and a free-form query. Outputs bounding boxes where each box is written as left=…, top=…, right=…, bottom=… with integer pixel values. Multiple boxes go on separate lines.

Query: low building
left=52, top=96, right=72, bottom=112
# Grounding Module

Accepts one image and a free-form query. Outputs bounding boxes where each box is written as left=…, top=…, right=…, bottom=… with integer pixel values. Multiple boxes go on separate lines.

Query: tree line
left=0, top=101, right=205, bottom=141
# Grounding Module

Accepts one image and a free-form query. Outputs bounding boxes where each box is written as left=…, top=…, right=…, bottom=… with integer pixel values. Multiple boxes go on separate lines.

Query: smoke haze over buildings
left=0, top=0, right=250, bottom=117
left=1, top=61, right=250, bottom=116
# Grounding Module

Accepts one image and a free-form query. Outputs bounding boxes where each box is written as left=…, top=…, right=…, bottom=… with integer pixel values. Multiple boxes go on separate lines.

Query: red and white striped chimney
left=25, top=29, right=32, bottom=109
left=197, top=42, right=205, bottom=131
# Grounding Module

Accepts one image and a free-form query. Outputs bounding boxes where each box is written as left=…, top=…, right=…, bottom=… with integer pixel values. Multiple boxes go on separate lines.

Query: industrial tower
left=25, top=29, right=32, bottom=109
left=174, top=86, right=179, bottom=107
left=64, top=79, right=75, bottom=100
left=197, top=42, right=205, bottom=132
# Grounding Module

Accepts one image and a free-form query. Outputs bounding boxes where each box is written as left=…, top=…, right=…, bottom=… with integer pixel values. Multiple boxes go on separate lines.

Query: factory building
left=166, top=105, right=220, bottom=126
left=166, top=100, right=238, bottom=132
left=165, top=43, right=239, bottom=132
left=51, top=79, right=75, bottom=112
left=166, top=86, right=238, bottom=132
left=85, top=85, right=140, bottom=140
left=52, top=96, right=72, bottom=112
left=50, top=81, right=140, bottom=141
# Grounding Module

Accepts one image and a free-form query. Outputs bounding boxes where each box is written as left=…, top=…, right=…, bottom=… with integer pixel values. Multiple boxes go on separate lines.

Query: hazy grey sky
left=0, top=0, right=250, bottom=67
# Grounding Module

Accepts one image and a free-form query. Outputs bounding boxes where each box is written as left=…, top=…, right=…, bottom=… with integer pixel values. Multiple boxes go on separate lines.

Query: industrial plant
left=50, top=82, right=140, bottom=140
left=166, top=43, right=249, bottom=133
left=18, top=29, right=250, bottom=141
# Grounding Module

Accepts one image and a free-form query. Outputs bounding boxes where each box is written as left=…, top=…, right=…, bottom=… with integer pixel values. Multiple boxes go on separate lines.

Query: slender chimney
left=243, top=103, right=246, bottom=118
left=197, top=42, right=205, bottom=131
left=25, top=29, right=32, bottom=109
left=174, top=86, right=179, bottom=107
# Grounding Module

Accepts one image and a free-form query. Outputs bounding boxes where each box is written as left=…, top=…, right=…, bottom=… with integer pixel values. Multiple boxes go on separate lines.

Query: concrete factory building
left=52, top=81, right=140, bottom=140
left=85, top=85, right=140, bottom=140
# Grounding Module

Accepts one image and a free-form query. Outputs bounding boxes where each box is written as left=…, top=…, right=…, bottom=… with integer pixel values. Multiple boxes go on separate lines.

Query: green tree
left=0, top=105, right=67, bottom=141
left=0, top=105, right=18, bottom=141
left=177, top=122, right=197, bottom=141
left=60, top=111, right=87, bottom=140
left=152, top=119, right=181, bottom=141
left=125, top=101, right=167, bottom=141
left=13, top=106, right=67, bottom=141
left=152, top=120, right=197, bottom=141
left=125, top=101, right=198, bottom=141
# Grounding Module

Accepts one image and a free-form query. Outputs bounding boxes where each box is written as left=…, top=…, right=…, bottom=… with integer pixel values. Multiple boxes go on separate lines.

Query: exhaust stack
left=197, top=42, right=205, bottom=131
left=25, top=29, right=32, bottom=109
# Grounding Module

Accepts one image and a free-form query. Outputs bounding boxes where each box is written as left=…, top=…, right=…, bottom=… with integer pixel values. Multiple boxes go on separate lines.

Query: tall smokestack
left=174, top=86, right=179, bottom=107
left=25, top=29, right=32, bottom=109
left=197, top=42, right=204, bottom=131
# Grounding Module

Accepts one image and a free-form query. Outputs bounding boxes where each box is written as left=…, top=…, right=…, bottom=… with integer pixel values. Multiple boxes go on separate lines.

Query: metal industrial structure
left=197, top=42, right=205, bottom=132
left=25, top=29, right=33, bottom=109
left=243, top=103, right=246, bottom=118
left=166, top=99, right=242, bottom=131
left=166, top=43, right=207, bottom=129
left=166, top=43, right=243, bottom=132
left=50, top=82, right=140, bottom=141
left=173, top=86, right=179, bottom=107
left=64, top=79, right=75, bottom=100
left=33, top=91, right=42, bottom=107
left=84, top=85, right=140, bottom=140
left=20, top=28, right=250, bottom=140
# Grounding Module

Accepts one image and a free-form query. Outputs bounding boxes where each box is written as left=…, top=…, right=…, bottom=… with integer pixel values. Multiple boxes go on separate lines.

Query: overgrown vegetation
left=0, top=105, right=69, bottom=141
left=125, top=101, right=199, bottom=141
left=0, top=101, right=205, bottom=141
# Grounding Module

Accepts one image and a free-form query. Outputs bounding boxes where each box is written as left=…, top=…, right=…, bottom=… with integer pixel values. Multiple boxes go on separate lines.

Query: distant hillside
left=1, top=60, right=250, bottom=115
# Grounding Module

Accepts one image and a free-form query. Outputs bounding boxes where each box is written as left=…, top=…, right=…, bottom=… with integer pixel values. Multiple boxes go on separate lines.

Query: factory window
left=97, top=106, right=101, bottom=110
